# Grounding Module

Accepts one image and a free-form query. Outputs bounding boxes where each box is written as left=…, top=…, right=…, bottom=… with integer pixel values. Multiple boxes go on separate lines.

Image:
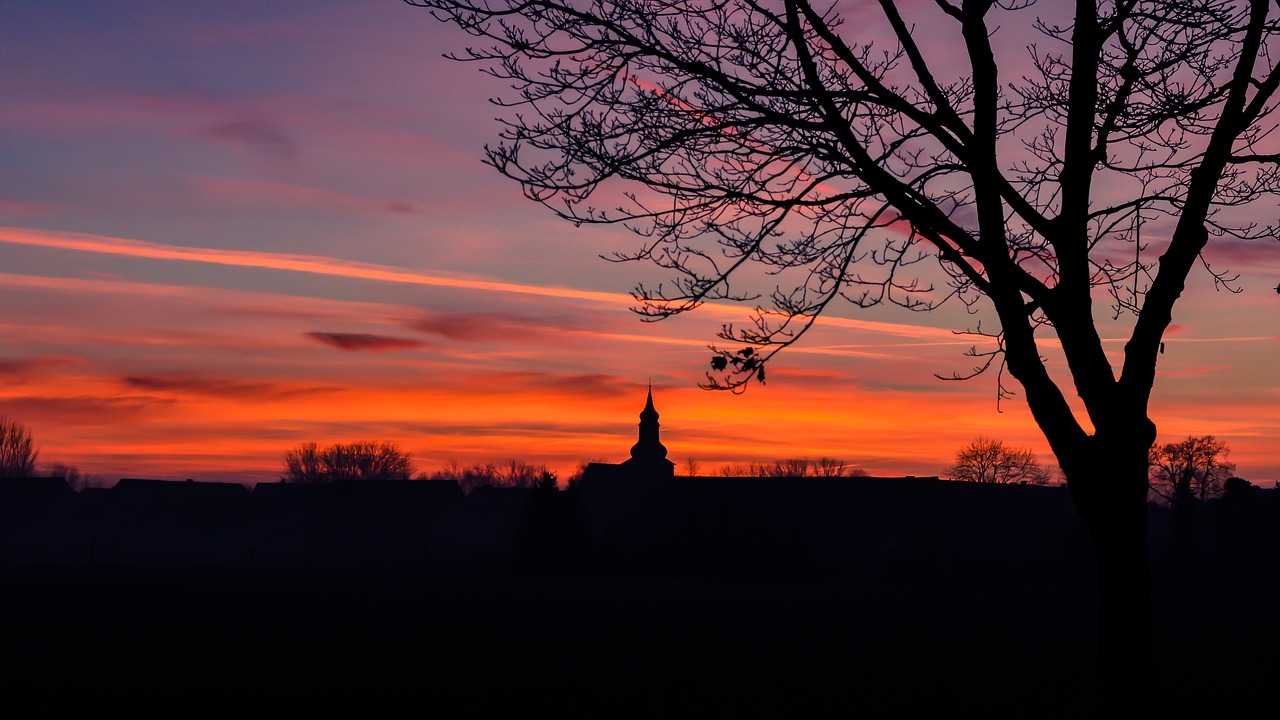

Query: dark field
left=4, top=563, right=1274, bottom=718
left=3, top=476, right=1277, bottom=717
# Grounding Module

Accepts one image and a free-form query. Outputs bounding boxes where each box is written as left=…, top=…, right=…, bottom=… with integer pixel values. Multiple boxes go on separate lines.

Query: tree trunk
left=1067, top=439, right=1159, bottom=720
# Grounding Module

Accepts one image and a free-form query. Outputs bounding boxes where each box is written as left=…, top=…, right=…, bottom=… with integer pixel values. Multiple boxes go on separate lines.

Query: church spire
left=640, top=381, right=658, bottom=421
left=629, top=382, right=668, bottom=462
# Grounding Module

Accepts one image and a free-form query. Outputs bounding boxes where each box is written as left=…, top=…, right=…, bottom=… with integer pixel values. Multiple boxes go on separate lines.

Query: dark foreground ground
left=2, top=563, right=1274, bottom=718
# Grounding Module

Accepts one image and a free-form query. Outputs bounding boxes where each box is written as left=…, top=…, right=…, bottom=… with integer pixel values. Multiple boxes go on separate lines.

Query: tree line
left=944, top=433, right=1259, bottom=513
left=1, top=416, right=1265, bottom=511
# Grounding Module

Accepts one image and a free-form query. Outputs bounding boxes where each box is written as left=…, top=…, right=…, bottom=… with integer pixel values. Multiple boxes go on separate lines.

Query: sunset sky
left=2, top=0, right=1278, bottom=487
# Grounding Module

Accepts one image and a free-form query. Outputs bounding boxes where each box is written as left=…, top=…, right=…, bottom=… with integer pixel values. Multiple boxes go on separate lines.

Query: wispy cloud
left=193, top=117, right=299, bottom=162
left=0, top=227, right=998, bottom=346
left=121, top=375, right=335, bottom=398
left=0, top=357, right=72, bottom=376
left=186, top=176, right=414, bottom=216
left=0, top=199, right=67, bottom=215
left=304, top=331, right=426, bottom=352
left=0, top=226, right=633, bottom=305
left=0, top=395, right=171, bottom=425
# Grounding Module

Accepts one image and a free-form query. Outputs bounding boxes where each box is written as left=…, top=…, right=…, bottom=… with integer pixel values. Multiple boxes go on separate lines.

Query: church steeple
left=630, top=382, right=668, bottom=461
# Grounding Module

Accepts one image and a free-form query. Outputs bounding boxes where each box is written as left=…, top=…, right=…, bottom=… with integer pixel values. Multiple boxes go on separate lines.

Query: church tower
left=621, top=383, right=675, bottom=478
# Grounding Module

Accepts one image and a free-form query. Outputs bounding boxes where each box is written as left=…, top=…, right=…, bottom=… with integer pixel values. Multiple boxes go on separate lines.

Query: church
left=579, top=383, right=676, bottom=481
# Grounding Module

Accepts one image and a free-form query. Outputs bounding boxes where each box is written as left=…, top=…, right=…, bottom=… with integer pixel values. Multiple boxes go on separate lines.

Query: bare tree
left=429, top=458, right=557, bottom=492
left=42, top=461, right=104, bottom=491
left=716, top=457, right=863, bottom=477
left=430, top=461, right=499, bottom=493
left=716, top=462, right=753, bottom=477
left=0, top=416, right=38, bottom=478
left=283, top=441, right=415, bottom=483
left=766, top=458, right=812, bottom=478
left=413, top=0, right=1280, bottom=711
left=1148, top=435, right=1236, bottom=509
left=496, top=459, right=552, bottom=488
left=284, top=441, right=324, bottom=484
left=948, top=436, right=1056, bottom=485
left=813, top=457, right=846, bottom=477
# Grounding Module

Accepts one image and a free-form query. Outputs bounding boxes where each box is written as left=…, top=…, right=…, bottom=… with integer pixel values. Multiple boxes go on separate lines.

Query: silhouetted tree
left=766, top=458, right=811, bottom=478
left=715, top=457, right=863, bottom=477
left=716, top=463, right=754, bottom=478
left=429, top=458, right=557, bottom=493
left=813, top=457, right=847, bottom=477
left=496, top=459, right=553, bottom=488
left=41, top=461, right=103, bottom=491
left=282, top=441, right=415, bottom=483
left=414, top=0, right=1280, bottom=713
left=1148, top=435, right=1236, bottom=509
left=948, top=436, right=1056, bottom=485
left=0, top=416, right=38, bottom=477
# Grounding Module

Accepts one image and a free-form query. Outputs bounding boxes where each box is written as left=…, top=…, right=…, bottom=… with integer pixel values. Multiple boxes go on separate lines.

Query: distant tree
left=284, top=442, right=325, bottom=483
left=947, top=437, right=1055, bottom=485
left=495, top=459, right=551, bottom=488
left=766, top=458, right=812, bottom=478
left=716, top=457, right=863, bottom=477
left=429, top=459, right=557, bottom=493
left=1148, top=435, right=1236, bottom=510
left=683, top=457, right=701, bottom=477
left=43, top=461, right=79, bottom=487
left=429, top=461, right=495, bottom=493
left=282, top=441, right=415, bottom=483
left=41, top=461, right=103, bottom=491
left=0, top=416, right=38, bottom=478
left=813, top=457, right=846, bottom=478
